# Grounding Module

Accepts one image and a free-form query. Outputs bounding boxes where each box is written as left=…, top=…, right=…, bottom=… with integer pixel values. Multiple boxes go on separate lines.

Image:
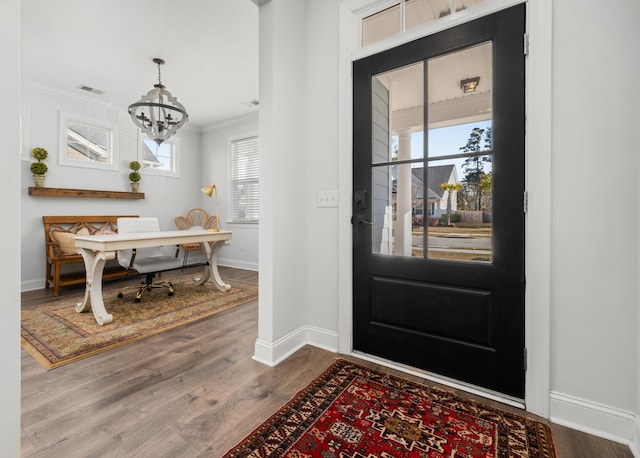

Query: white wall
left=303, top=0, right=341, bottom=347
left=1, top=0, right=22, bottom=453
left=254, top=0, right=316, bottom=364
left=548, top=0, right=640, bottom=449
left=200, top=115, right=260, bottom=271
left=18, top=84, right=245, bottom=292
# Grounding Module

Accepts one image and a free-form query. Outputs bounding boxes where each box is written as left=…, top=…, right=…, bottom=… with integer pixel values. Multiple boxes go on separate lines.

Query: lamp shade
left=201, top=184, right=216, bottom=197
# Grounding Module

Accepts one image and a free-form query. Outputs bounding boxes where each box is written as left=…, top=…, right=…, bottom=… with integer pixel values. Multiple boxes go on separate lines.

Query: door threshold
left=350, top=351, right=526, bottom=410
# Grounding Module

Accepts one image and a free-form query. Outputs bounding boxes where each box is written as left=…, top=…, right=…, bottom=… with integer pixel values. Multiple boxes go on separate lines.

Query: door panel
left=352, top=4, right=525, bottom=398
left=371, top=276, right=495, bottom=346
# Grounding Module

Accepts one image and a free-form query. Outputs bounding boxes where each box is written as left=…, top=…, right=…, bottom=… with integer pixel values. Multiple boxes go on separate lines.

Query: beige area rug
left=21, top=274, right=258, bottom=370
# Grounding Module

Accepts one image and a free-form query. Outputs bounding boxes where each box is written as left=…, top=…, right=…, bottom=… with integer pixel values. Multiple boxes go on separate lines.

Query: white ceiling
left=20, top=0, right=260, bottom=130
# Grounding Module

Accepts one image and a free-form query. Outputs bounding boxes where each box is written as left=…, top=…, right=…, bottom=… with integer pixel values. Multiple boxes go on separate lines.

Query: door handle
left=351, top=214, right=373, bottom=225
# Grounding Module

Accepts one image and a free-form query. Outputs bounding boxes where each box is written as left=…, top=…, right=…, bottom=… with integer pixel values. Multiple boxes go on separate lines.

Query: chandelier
left=128, top=58, right=188, bottom=145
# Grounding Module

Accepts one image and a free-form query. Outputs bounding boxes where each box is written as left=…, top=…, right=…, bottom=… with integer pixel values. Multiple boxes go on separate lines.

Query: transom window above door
left=362, top=0, right=488, bottom=46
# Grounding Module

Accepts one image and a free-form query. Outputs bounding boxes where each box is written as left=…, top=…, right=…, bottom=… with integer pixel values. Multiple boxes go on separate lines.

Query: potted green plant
left=30, top=147, right=48, bottom=187
left=129, top=160, right=141, bottom=192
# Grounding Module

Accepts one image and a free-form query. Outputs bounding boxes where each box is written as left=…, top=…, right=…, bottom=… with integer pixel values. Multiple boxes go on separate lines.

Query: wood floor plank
left=21, top=266, right=632, bottom=457
left=551, top=423, right=633, bottom=458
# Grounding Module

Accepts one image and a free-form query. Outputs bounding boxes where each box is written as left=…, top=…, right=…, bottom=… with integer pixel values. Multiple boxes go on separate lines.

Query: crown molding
left=22, top=79, right=257, bottom=136
left=21, top=79, right=117, bottom=110
left=202, top=113, right=259, bottom=134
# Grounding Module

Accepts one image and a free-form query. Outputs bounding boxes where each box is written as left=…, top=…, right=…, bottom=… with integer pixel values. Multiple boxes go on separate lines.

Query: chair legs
left=117, top=273, right=175, bottom=303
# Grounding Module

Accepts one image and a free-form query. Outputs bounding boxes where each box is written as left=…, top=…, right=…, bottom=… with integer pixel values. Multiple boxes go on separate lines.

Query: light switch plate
left=318, top=190, right=338, bottom=207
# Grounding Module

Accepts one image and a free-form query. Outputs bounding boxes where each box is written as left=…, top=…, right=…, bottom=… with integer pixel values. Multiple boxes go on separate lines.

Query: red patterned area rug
left=224, top=359, right=556, bottom=457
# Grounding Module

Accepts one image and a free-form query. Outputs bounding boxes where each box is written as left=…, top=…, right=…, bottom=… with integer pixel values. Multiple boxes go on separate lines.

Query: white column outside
left=395, top=130, right=412, bottom=256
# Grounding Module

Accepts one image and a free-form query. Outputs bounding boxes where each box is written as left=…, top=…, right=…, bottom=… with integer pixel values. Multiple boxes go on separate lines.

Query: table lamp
left=201, top=183, right=220, bottom=231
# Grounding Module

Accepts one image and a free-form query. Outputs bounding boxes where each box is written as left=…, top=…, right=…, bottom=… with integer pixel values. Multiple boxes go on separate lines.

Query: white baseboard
left=21, top=278, right=44, bottom=292
left=253, top=327, right=307, bottom=367
left=631, top=414, right=640, bottom=457
left=218, top=258, right=258, bottom=271
left=252, top=325, right=339, bottom=367
left=550, top=391, right=637, bottom=450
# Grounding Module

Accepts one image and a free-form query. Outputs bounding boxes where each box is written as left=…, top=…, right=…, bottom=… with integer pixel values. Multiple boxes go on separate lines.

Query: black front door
left=352, top=5, right=526, bottom=398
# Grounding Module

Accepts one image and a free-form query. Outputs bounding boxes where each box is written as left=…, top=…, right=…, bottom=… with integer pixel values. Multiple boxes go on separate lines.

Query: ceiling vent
left=77, top=84, right=105, bottom=95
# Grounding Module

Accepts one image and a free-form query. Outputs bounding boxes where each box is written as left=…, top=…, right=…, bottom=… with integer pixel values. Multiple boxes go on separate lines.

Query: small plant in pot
left=30, top=147, right=48, bottom=187
left=129, top=161, right=141, bottom=192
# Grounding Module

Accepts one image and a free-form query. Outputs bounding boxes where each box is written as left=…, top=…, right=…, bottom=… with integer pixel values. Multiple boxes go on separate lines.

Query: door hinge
left=523, top=191, right=528, bottom=213
left=523, top=33, right=529, bottom=56
left=524, top=347, right=528, bottom=372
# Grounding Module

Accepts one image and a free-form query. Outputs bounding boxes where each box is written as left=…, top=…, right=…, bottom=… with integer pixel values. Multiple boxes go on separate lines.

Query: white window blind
left=231, top=136, right=259, bottom=222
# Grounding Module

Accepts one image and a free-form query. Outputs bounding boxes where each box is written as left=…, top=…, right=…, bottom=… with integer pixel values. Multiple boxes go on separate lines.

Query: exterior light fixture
left=460, top=77, right=480, bottom=93
left=128, top=58, right=188, bottom=145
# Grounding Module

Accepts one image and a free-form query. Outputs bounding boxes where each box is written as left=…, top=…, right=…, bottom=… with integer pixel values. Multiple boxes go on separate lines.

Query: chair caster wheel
left=134, top=298, right=141, bottom=303
left=168, top=292, right=174, bottom=296
left=117, top=293, right=123, bottom=298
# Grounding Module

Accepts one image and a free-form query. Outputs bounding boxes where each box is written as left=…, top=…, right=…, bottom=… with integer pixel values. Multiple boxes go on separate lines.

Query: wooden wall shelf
left=28, top=187, right=145, bottom=200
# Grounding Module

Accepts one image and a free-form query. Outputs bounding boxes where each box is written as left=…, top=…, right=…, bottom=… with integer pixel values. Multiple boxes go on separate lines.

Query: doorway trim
left=337, top=0, right=553, bottom=418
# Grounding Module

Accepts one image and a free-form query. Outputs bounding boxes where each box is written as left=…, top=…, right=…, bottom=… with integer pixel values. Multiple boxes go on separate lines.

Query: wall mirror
left=58, top=112, right=119, bottom=170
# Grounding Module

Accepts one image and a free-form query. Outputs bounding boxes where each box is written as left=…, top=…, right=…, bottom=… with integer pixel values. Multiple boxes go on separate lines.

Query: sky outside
left=410, top=119, right=493, bottom=181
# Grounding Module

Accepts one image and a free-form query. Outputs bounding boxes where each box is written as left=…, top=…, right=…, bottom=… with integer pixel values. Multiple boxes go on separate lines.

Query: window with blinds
left=230, top=136, right=259, bottom=223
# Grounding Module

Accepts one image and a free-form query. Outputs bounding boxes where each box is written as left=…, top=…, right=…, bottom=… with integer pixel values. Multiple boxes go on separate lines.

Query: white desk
left=74, top=230, right=232, bottom=325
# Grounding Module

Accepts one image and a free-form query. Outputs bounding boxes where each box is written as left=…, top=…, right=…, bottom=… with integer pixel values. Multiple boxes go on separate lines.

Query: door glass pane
left=371, top=164, right=392, bottom=255
left=372, top=162, right=425, bottom=255
left=371, top=61, right=424, bottom=257
left=362, top=1, right=489, bottom=47
left=426, top=41, right=493, bottom=263
left=372, top=62, right=424, bottom=164
left=406, top=0, right=489, bottom=29
left=369, top=43, right=493, bottom=262
left=405, top=0, right=451, bottom=30
left=362, top=3, right=401, bottom=46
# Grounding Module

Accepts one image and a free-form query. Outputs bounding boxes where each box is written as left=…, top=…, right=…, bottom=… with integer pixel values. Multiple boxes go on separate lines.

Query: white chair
left=116, top=217, right=185, bottom=302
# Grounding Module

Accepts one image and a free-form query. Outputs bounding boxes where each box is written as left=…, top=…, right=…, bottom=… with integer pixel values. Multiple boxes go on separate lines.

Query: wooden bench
left=43, top=215, right=138, bottom=296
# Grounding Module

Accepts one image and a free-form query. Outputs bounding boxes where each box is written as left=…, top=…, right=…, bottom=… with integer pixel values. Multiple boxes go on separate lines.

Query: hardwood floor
left=21, top=267, right=633, bottom=457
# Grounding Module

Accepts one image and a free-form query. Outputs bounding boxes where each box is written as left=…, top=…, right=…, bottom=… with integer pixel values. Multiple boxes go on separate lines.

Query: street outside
left=411, top=225, right=492, bottom=262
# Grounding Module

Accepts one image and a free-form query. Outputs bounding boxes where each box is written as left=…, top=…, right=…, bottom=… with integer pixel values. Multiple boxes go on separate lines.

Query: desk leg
left=75, top=248, right=116, bottom=325
left=193, top=240, right=231, bottom=291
